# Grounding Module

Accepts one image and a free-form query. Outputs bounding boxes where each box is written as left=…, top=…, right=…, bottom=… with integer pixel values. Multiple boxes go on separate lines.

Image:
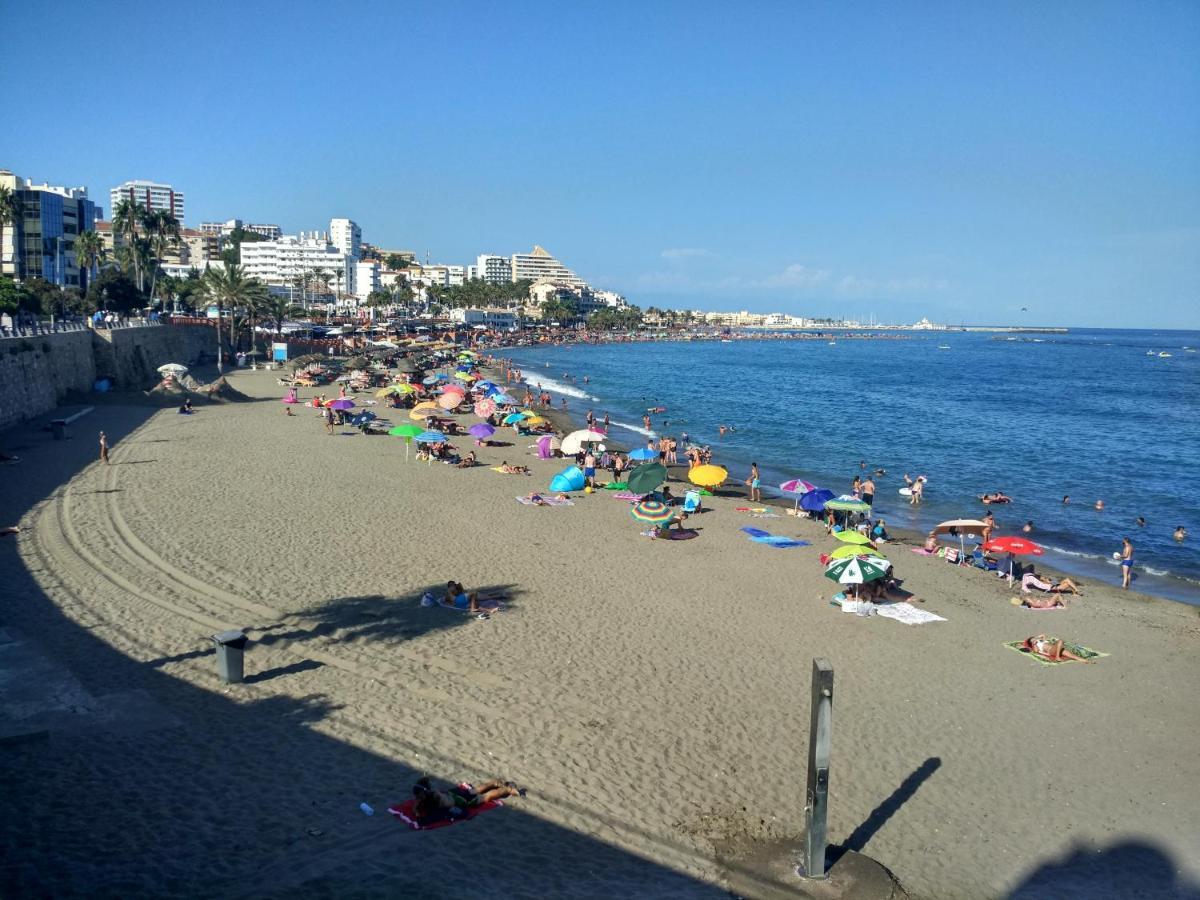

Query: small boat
left=828, top=341, right=836, bottom=346
left=1158, top=352, right=1172, bottom=358
left=720, top=339, right=732, bottom=343
left=1146, top=351, right=1156, bottom=356
left=937, top=345, right=951, bottom=350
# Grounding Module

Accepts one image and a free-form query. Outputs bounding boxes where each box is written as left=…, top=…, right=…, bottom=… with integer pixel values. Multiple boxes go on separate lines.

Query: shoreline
left=495, top=344, right=1199, bottom=607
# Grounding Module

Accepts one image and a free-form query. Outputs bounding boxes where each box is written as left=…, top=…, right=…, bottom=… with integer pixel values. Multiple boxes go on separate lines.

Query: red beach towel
left=387, top=798, right=502, bottom=830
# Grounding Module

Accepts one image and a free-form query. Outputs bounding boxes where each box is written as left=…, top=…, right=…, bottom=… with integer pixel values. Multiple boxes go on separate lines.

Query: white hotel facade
left=109, top=180, right=185, bottom=224
left=239, top=233, right=353, bottom=298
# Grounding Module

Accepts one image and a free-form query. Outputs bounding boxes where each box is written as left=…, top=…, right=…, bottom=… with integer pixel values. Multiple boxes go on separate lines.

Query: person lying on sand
left=444, top=581, right=504, bottom=614
left=500, top=461, right=530, bottom=475
left=1012, top=595, right=1066, bottom=609
left=1022, top=572, right=1082, bottom=596
left=456, top=451, right=477, bottom=469
left=1018, top=635, right=1094, bottom=663
left=411, top=776, right=525, bottom=821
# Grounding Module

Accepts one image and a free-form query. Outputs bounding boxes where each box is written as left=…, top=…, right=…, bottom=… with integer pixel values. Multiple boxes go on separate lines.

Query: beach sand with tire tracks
left=1, top=365, right=1199, bottom=899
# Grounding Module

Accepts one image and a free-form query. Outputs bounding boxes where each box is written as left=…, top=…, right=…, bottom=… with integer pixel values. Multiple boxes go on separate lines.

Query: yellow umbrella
left=830, top=543, right=886, bottom=560
left=454, top=372, right=478, bottom=381
left=833, top=530, right=872, bottom=546
left=375, top=387, right=394, bottom=398
left=523, top=415, right=548, bottom=425
left=688, top=465, right=728, bottom=488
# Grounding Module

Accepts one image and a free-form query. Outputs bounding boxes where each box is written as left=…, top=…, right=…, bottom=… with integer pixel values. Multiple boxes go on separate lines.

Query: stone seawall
left=0, top=325, right=215, bottom=431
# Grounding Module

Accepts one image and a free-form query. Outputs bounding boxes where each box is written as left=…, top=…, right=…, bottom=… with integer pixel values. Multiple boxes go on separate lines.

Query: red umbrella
left=983, top=536, right=1044, bottom=556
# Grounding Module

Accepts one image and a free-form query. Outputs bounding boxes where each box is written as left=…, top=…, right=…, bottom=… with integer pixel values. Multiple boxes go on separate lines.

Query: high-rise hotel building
left=109, top=180, right=185, bottom=224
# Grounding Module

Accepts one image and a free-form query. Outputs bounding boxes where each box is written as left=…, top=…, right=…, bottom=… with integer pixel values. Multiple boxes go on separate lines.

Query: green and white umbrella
left=824, top=554, right=891, bottom=585
left=825, top=496, right=870, bottom=513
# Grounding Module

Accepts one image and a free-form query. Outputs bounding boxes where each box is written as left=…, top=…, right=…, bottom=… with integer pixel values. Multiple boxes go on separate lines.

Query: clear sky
left=4, top=1, right=1198, bottom=327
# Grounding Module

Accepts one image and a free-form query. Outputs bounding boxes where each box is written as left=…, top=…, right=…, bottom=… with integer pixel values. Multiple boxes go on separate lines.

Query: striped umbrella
left=825, top=496, right=870, bottom=513
left=824, top=555, right=891, bottom=585
left=780, top=478, right=817, bottom=494
left=474, top=398, right=497, bottom=418
left=631, top=499, right=676, bottom=525
left=415, top=430, right=445, bottom=443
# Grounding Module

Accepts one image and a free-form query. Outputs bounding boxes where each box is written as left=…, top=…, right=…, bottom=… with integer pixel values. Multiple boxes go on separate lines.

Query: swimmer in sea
left=1176, top=526, right=1187, bottom=542
left=1023, top=520, right=1034, bottom=533
left=1095, top=500, right=1105, bottom=511
left=719, top=425, right=727, bottom=437
left=1063, top=495, right=1070, bottom=505
left=1136, top=517, right=1146, bottom=528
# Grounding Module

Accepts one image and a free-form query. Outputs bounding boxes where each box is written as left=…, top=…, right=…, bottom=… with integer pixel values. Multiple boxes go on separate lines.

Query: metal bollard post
left=802, top=658, right=834, bottom=880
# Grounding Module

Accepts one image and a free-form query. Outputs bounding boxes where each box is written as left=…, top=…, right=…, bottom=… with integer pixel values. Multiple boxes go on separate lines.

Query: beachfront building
left=449, top=307, right=518, bottom=329
left=354, top=260, right=381, bottom=300
left=0, top=170, right=100, bottom=289
left=330, top=218, right=361, bottom=260
left=473, top=253, right=512, bottom=284
left=198, top=219, right=282, bottom=240
left=510, top=245, right=587, bottom=288
left=238, top=233, right=352, bottom=300
left=109, top=180, right=184, bottom=224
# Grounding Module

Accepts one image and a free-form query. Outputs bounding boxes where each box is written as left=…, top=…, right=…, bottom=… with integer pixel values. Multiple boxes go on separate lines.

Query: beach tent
left=549, top=466, right=586, bottom=493
left=536, top=434, right=562, bottom=459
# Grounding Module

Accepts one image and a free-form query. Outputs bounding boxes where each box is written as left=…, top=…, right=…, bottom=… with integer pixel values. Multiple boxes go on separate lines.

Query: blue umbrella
left=502, top=412, right=526, bottom=425
left=629, top=447, right=658, bottom=461
left=799, top=488, right=835, bottom=512
left=493, top=393, right=517, bottom=405
left=415, top=430, right=445, bottom=443
left=476, top=381, right=496, bottom=391
left=350, top=411, right=376, bottom=427
left=421, top=375, right=439, bottom=385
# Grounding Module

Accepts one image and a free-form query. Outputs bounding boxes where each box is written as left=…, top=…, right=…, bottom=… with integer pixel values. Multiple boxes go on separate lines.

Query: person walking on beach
left=862, top=475, right=876, bottom=508
left=98, top=431, right=110, bottom=465
left=747, top=462, right=761, bottom=502
left=323, top=405, right=335, bottom=435
left=1120, top=537, right=1134, bottom=589
left=982, top=511, right=995, bottom=545
left=583, top=449, right=596, bottom=489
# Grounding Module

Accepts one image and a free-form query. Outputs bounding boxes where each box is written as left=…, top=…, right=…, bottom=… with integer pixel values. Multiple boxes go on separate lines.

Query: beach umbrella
left=474, top=398, right=497, bottom=418
left=157, top=363, right=189, bottom=375
left=389, top=424, right=422, bottom=438
left=830, top=543, right=888, bottom=560
left=421, top=375, right=440, bottom=385
left=492, top=392, right=517, bottom=405
left=412, top=400, right=440, bottom=413
left=934, top=518, right=988, bottom=560
left=983, top=536, right=1044, bottom=556
left=415, top=430, right=445, bottom=443
left=688, top=465, right=728, bottom=489
left=409, top=408, right=437, bottom=421
left=524, top=415, right=548, bottom=426
left=437, top=393, right=462, bottom=411
left=350, top=411, right=376, bottom=428
left=629, top=447, right=658, bottom=461
left=475, top=380, right=495, bottom=391
left=630, top=499, right=676, bottom=526
left=441, top=382, right=467, bottom=394
left=800, top=488, right=835, bottom=512
left=502, top=412, right=526, bottom=425
left=328, top=399, right=355, bottom=411
left=627, top=463, right=668, bottom=495
left=824, top=555, right=891, bottom=585
left=780, top=478, right=817, bottom=494
left=454, top=371, right=477, bottom=381
left=536, top=434, right=561, bottom=459
left=549, top=466, right=586, bottom=493
left=833, top=530, right=873, bottom=546
left=561, top=429, right=607, bottom=455
left=468, top=423, right=495, bottom=439
left=825, top=496, right=870, bottom=513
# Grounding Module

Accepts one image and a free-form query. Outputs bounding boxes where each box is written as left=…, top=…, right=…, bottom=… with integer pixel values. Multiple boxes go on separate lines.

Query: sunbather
left=456, top=451, right=477, bottom=469
left=411, top=776, right=524, bottom=821
left=1012, top=595, right=1065, bottom=609
left=1018, top=635, right=1094, bottom=662
left=500, top=461, right=530, bottom=475
left=1022, top=572, right=1082, bottom=595
left=444, top=581, right=503, bottom=613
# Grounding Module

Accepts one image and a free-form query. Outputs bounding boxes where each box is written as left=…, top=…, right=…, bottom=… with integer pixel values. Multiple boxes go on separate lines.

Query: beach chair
left=944, top=547, right=961, bottom=565
left=682, top=490, right=702, bottom=514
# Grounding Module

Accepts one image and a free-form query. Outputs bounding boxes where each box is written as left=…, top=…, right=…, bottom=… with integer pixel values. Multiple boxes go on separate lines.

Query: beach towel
left=642, top=528, right=698, bottom=540
left=875, top=603, right=946, bottom=625
left=491, top=466, right=530, bottom=475
left=612, top=491, right=642, bottom=501
left=736, top=507, right=768, bottom=513
left=603, top=482, right=628, bottom=491
left=1003, top=639, right=1107, bottom=666
left=740, top=527, right=772, bottom=538
left=387, top=797, right=503, bottom=830
left=435, top=596, right=504, bottom=613
left=910, top=548, right=935, bottom=556
left=740, top=526, right=810, bottom=549
left=515, top=496, right=574, bottom=506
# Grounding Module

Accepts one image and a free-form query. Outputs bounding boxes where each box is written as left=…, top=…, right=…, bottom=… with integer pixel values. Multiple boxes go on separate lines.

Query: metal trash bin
left=212, top=629, right=248, bottom=683
left=50, top=420, right=66, bottom=440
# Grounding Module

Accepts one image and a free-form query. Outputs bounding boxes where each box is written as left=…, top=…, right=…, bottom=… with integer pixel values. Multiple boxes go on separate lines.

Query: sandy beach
left=2, top=364, right=1199, bottom=899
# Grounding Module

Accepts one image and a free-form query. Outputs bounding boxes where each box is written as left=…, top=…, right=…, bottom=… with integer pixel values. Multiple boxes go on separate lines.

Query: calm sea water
left=507, top=328, right=1200, bottom=604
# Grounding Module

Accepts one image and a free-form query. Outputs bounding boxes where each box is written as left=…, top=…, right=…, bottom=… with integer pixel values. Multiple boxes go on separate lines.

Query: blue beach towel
left=740, top=526, right=810, bottom=549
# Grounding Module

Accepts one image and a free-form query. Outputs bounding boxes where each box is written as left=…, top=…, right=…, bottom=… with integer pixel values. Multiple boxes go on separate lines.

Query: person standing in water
left=861, top=475, right=876, bottom=508
left=1120, top=537, right=1133, bottom=589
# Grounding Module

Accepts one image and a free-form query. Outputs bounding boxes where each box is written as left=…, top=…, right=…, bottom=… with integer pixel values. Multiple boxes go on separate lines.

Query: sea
left=505, top=328, right=1200, bottom=605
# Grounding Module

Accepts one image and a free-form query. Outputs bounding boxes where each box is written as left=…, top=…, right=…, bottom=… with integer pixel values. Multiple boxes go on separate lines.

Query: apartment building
left=109, top=180, right=185, bottom=224
left=509, top=245, right=586, bottom=288
left=0, top=169, right=100, bottom=288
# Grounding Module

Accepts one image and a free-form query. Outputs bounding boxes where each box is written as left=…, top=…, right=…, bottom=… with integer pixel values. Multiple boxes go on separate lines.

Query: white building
left=510, top=245, right=587, bottom=288
left=355, top=260, right=381, bottom=299
left=592, top=289, right=627, bottom=308
left=110, top=180, right=185, bottom=224
left=199, top=219, right=281, bottom=239
left=474, top=253, right=512, bottom=284
left=450, top=308, right=518, bottom=329
left=239, top=233, right=352, bottom=298
left=330, top=218, right=361, bottom=260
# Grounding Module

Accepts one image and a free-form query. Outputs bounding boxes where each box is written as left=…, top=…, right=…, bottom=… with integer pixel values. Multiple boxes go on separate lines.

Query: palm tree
left=257, top=294, right=304, bottom=337
left=0, top=185, right=20, bottom=278
left=74, top=229, right=105, bottom=292
left=111, top=198, right=149, bottom=292
left=146, top=210, right=181, bottom=303
left=203, top=264, right=265, bottom=373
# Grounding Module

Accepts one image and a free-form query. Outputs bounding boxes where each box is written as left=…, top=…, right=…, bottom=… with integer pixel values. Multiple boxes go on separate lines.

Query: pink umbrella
left=437, top=393, right=461, bottom=411
left=442, top=383, right=467, bottom=395
left=779, top=478, right=817, bottom=494
left=474, top=399, right=497, bottom=418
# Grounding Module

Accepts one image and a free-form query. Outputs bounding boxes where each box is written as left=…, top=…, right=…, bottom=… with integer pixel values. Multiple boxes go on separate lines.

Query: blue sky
left=4, top=1, right=1198, bottom=327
